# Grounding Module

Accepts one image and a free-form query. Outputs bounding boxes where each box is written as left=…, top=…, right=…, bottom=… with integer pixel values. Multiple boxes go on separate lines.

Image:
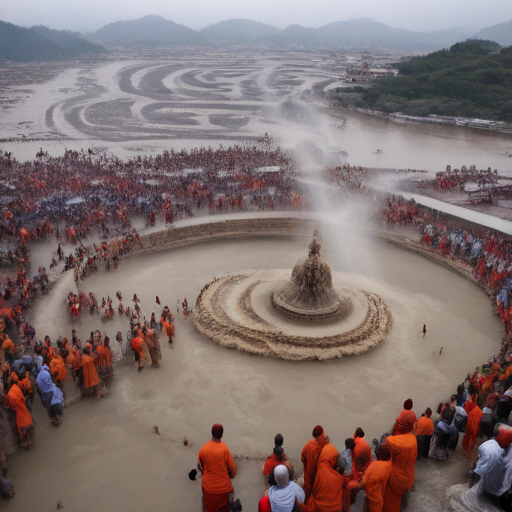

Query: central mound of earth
left=193, top=239, right=392, bottom=360
left=272, top=238, right=353, bottom=321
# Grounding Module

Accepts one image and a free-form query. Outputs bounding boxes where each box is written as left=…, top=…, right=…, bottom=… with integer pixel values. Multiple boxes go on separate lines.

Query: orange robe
left=463, top=405, right=483, bottom=456
left=353, top=436, right=372, bottom=475
left=383, top=434, right=417, bottom=512
left=131, top=336, right=144, bottom=353
left=262, top=453, right=285, bottom=475
left=72, top=346, right=81, bottom=371
left=64, top=342, right=74, bottom=365
left=301, top=437, right=328, bottom=502
left=392, top=410, right=417, bottom=435
left=18, top=376, right=32, bottom=396
left=1, top=337, right=15, bottom=354
left=198, top=440, right=237, bottom=512
left=4, top=383, right=32, bottom=430
left=415, top=417, right=434, bottom=436
left=359, top=460, right=392, bottom=512
left=96, top=345, right=107, bottom=370
left=49, top=355, right=67, bottom=382
left=303, top=444, right=343, bottom=512
left=81, top=353, right=101, bottom=389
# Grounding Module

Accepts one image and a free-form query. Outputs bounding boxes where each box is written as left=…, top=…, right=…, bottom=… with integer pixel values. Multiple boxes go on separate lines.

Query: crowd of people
left=2, top=143, right=512, bottom=507
left=195, top=391, right=512, bottom=512
left=0, top=144, right=303, bottom=253
left=417, top=165, right=499, bottom=192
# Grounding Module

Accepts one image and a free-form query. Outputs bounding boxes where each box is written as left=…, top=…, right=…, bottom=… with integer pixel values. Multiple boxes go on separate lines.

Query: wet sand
left=0, top=51, right=511, bottom=173
left=3, top=234, right=502, bottom=512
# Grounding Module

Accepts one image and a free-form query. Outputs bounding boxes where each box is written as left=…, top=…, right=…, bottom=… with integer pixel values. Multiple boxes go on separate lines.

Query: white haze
left=2, top=0, right=511, bottom=33
left=268, top=95, right=380, bottom=279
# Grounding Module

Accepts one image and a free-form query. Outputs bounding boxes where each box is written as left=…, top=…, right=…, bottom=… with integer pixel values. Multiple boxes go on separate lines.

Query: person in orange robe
left=1, top=334, right=16, bottom=364
left=18, top=371, right=34, bottom=410
left=63, top=338, right=74, bottom=365
left=198, top=423, right=237, bottom=512
left=352, top=428, right=373, bottom=476
left=103, top=337, right=114, bottom=387
left=383, top=411, right=418, bottom=512
left=72, top=344, right=83, bottom=388
left=166, top=322, right=175, bottom=346
left=301, top=425, right=329, bottom=503
left=130, top=331, right=145, bottom=371
left=303, top=443, right=343, bottom=512
left=351, top=444, right=392, bottom=512
left=343, top=428, right=373, bottom=511
left=4, top=378, right=34, bottom=447
left=49, top=354, right=67, bottom=385
left=462, top=401, right=483, bottom=462
left=145, top=328, right=160, bottom=368
left=262, top=446, right=287, bottom=486
left=81, top=347, right=102, bottom=398
left=95, top=342, right=108, bottom=384
left=392, top=399, right=417, bottom=435
left=415, top=408, right=434, bottom=458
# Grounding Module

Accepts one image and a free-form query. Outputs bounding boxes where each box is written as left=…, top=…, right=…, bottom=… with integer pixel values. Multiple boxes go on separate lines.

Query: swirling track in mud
left=42, top=54, right=339, bottom=143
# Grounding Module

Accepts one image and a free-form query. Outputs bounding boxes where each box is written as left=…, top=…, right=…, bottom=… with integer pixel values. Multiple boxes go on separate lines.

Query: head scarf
left=36, top=366, right=53, bottom=394
left=258, top=496, right=272, bottom=512
left=312, top=425, right=324, bottom=438
left=497, top=430, right=512, bottom=449
left=274, top=465, right=290, bottom=488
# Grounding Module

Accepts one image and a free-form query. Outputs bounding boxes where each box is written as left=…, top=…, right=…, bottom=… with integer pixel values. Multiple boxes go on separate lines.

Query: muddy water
left=4, top=235, right=502, bottom=512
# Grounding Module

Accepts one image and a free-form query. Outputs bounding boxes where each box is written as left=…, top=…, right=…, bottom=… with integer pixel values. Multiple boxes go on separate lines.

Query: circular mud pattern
left=193, top=270, right=392, bottom=360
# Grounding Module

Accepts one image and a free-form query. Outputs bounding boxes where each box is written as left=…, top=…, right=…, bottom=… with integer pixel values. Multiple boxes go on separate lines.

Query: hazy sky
left=2, top=0, right=511, bottom=33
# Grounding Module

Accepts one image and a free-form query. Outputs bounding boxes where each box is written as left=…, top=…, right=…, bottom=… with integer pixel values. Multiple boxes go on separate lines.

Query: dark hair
left=457, top=384, right=465, bottom=394
left=377, top=444, right=391, bottom=461
left=275, top=434, right=284, bottom=446
left=345, top=438, right=356, bottom=450
left=354, top=427, right=365, bottom=438
left=442, top=405, right=455, bottom=424
left=273, top=446, right=284, bottom=461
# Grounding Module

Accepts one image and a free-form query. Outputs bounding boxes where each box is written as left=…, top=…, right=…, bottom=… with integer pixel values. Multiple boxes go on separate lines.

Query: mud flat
left=0, top=49, right=510, bottom=172
left=2, top=219, right=502, bottom=512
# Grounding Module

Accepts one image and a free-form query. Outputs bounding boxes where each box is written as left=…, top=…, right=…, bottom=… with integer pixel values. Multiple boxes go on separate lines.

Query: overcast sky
left=2, top=0, right=511, bottom=33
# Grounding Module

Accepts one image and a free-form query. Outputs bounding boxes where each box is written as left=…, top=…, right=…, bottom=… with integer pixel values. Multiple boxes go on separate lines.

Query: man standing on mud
left=198, top=423, right=237, bottom=512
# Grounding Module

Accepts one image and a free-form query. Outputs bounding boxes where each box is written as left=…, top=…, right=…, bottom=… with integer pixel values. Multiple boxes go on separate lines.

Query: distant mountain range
left=279, top=18, right=475, bottom=51
left=87, top=14, right=203, bottom=46
left=0, top=20, right=107, bottom=62
left=199, top=19, right=281, bottom=41
left=473, top=19, right=512, bottom=46
left=2, top=15, right=511, bottom=62
left=84, top=15, right=477, bottom=51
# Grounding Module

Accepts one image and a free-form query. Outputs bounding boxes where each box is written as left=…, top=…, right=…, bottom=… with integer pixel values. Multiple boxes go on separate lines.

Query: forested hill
left=0, top=20, right=107, bottom=62
left=356, top=40, right=512, bottom=122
